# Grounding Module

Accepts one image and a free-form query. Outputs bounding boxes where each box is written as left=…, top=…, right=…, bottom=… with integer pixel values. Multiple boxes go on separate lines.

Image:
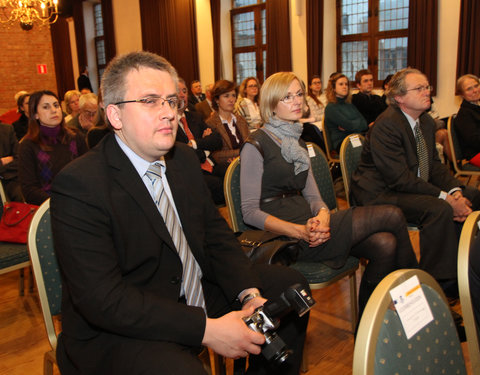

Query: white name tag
left=307, top=143, right=316, bottom=158
left=389, top=275, right=434, bottom=339
left=349, top=134, right=362, bottom=148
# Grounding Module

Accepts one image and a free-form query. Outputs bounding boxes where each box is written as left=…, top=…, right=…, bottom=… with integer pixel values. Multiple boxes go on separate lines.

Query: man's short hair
left=355, top=69, right=373, bottom=85
left=456, top=74, right=480, bottom=96
left=385, top=68, right=424, bottom=106
left=79, top=93, right=98, bottom=109
left=259, top=72, right=302, bottom=123
left=190, top=80, right=200, bottom=88
left=101, top=51, right=178, bottom=124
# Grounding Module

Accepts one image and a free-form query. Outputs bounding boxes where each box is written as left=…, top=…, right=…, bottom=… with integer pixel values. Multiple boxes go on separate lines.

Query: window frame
left=230, top=2, right=267, bottom=85
left=93, top=3, right=106, bottom=81
left=336, top=0, right=408, bottom=86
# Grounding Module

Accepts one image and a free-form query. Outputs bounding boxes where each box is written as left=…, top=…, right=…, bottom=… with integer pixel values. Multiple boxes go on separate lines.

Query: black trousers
left=355, top=186, right=480, bottom=280
left=57, top=264, right=309, bottom=375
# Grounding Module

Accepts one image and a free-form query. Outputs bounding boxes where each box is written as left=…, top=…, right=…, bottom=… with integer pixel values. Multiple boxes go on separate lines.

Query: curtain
left=456, top=0, right=480, bottom=78
left=407, top=0, right=438, bottom=93
left=72, top=0, right=87, bottom=73
left=266, top=0, right=291, bottom=77
left=210, top=0, right=222, bottom=81
left=306, top=0, right=324, bottom=81
left=140, top=0, right=199, bottom=85
left=101, top=0, right=117, bottom=65
left=50, top=17, right=75, bottom=99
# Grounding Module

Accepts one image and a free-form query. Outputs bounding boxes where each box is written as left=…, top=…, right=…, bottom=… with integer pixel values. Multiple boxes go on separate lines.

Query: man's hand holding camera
left=202, top=288, right=266, bottom=359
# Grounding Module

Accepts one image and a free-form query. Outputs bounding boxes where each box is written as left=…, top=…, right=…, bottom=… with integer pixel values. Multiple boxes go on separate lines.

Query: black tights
left=349, top=205, right=418, bottom=317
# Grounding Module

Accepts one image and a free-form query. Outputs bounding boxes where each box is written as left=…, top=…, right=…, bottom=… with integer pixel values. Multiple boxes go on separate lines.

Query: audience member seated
left=67, top=93, right=101, bottom=137
left=195, top=83, right=214, bottom=120
left=176, top=78, right=227, bottom=205
left=454, top=74, right=480, bottom=166
left=350, top=68, right=480, bottom=300
left=240, top=71, right=418, bottom=318
left=305, top=75, right=327, bottom=125
left=187, top=79, right=206, bottom=112
left=234, top=77, right=262, bottom=131
left=18, top=90, right=87, bottom=205
left=352, top=69, right=387, bottom=125
left=469, top=234, right=480, bottom=337
left=63, top=90, right=81, bottom=123
left=12, top=91, right=30, bottom=141
left=51, top=51, right=309, bottom=375
left=324, top=73, right=368, bottom=152
left=0, top=122, right=23, bottom=201
left=380, top=74, right=393, bottom=108
left=206, top=80, right=249, bottom=165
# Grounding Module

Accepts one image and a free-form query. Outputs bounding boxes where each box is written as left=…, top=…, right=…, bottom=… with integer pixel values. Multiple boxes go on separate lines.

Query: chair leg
left=349, top=273, right=358, bottom=332
left=301, top=339, right=309, bottom=372
left=44, top=351, right=55, bottom=375
left=19, top=268, right=25, bottom=296
left=29, top=266, right=34, bottom=293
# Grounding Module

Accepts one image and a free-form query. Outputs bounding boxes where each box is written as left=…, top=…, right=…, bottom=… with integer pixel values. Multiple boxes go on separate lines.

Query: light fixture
left=0, top=0, right=59, bottom=30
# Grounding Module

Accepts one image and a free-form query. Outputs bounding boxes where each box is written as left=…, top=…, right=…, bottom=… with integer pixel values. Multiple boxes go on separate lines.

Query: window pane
left=94, top=4, right=104, bottom=37
left=261, top=9, right=266, bottom=45
left=340, top=0, right=368, bottom=35
left=378, top=37, right=407, bottom=80
left=235, top=52, right=256, bottom=84
left=233, top=0, right=264, bottom=7
left=379, top=0, right=409, bottom=31
left=96, top=39, right=106, bottom=66
left=341, top=41, right=368, bottom=81
left=233, top=12, right=255, bottom=48
left=263, top=49, right=266, bottom=82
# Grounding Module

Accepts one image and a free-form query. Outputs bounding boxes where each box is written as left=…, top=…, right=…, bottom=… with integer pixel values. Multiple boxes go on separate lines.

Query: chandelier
left=0, top=0, right=59, bottom=30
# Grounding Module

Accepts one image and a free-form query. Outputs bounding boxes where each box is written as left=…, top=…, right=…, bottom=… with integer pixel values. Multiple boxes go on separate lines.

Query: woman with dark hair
left=206, top=80, right=250, bottom=164
left=240, top=71, right=418, bottom=319
left=18, top=90, right=87, bottom=205
left=324, top=73, right=368, bottom=151
left=12, top=92, right=30, bottom=141
left=305, top=75, right=327, bottom=123
left=234, top=76, right=262, bottom=130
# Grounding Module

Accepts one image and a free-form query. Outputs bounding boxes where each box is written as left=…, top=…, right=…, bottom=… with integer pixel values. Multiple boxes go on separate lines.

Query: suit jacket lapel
left=215, top=115, right=233, bottom=149
left=104, top=134, right=177, bottom=251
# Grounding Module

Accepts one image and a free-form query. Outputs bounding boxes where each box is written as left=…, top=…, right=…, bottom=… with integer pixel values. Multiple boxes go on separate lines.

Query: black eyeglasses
left=115, top=95, right=183, bottom=111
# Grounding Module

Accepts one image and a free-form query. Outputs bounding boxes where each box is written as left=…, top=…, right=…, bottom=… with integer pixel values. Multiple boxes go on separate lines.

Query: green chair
left=0, top=181, right=31, bottom=296
left=224, top=143, right=359, bottom=332
left=321, top=118, right=340, bottom=168
left=339, top=134, right=364, bottom=208
left=27, top=199, right=59, bottom=375
left=447, top=115, right=480, bottom=185
left=353, top=269, right=467, bottom=375
left=458, top=211, right=480, bottom=374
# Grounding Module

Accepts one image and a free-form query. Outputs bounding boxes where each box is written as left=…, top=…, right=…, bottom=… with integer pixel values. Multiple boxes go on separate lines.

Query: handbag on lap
left=237, top=230, right=300, bottom=266
left=0, top=202, right=38, bottom=243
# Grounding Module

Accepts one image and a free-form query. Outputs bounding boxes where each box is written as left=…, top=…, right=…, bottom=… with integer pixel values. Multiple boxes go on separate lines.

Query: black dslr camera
left=243, top=284, right=315, bottom=364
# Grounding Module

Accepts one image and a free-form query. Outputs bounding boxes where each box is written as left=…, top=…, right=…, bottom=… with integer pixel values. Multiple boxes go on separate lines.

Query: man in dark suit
left=351, top=68, right=480, bottom=292
left=188, top=80, right=206, bottom=112
left=51, top=51, right=308, bottom=374
left=351, top=69, right=387, bottom=125
left=177, top=79, right=226, bottom=204
left=77, top=66, right=94, bottom=94
left=0, top=123, right=22, bottom=201
left=195, top=83, right=214, bottom=120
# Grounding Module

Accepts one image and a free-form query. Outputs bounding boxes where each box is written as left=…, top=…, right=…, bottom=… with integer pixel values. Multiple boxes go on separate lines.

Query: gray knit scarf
left=264, top=117, right=309, bottom=175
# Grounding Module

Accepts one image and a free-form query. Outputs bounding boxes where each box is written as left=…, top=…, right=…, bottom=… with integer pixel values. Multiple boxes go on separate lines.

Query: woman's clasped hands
left=306, top=208, right=331, bottom=247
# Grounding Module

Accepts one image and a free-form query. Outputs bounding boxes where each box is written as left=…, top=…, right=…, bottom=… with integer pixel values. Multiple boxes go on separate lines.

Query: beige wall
left=112, top=0, right=142, bottom=55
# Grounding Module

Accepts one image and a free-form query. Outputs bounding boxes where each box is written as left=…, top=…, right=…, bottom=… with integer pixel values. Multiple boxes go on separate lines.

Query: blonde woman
left=239, top=71, right=417, bottom=319
left=234, top=76, right=262, bottom=130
